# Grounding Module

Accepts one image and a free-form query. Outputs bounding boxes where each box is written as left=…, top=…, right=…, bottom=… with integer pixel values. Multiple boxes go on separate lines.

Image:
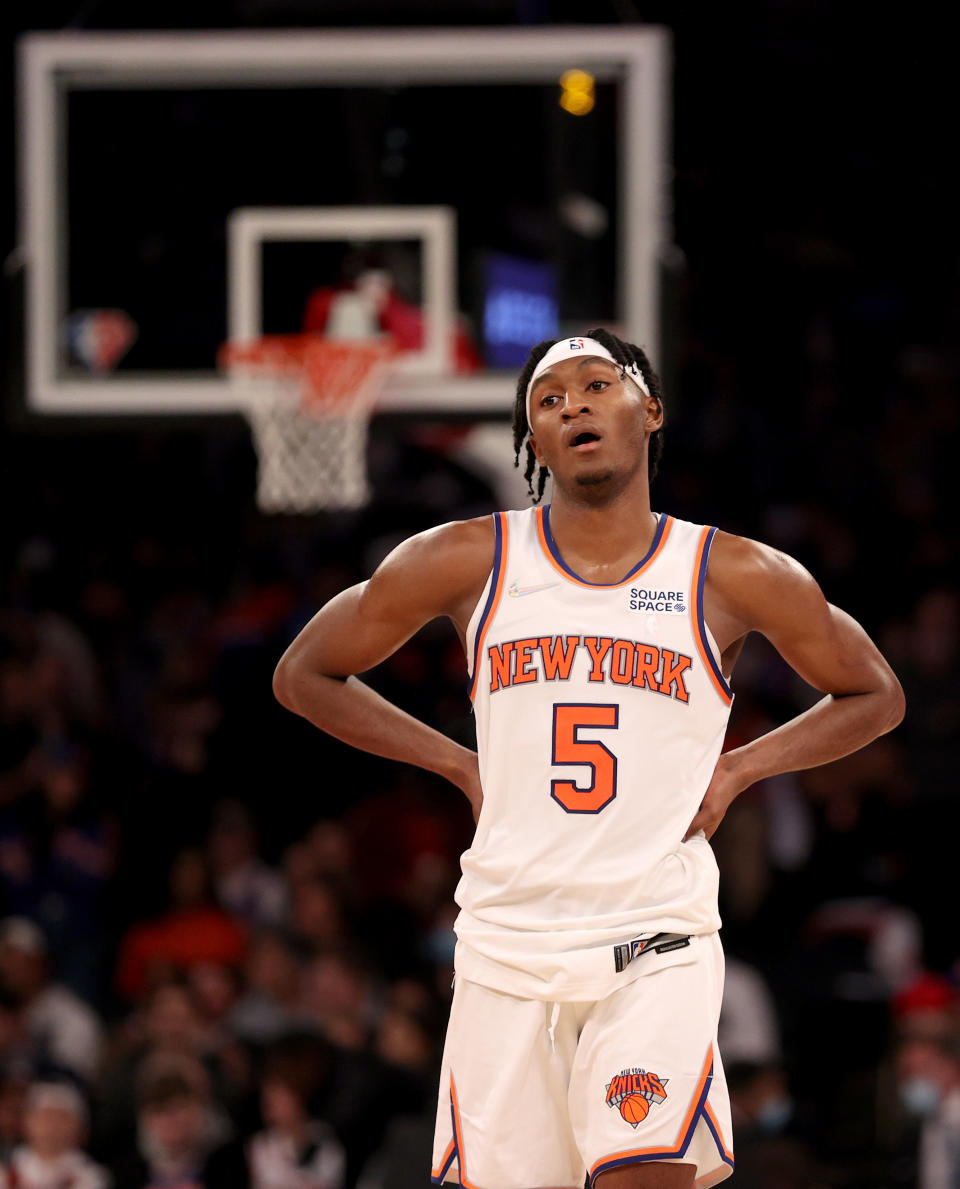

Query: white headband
left=525, top=337, right=650, bottom=429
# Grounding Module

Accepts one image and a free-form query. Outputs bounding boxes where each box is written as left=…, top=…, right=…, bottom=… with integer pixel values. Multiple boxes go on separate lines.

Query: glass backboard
left=19, top=28, right=669, bottom=415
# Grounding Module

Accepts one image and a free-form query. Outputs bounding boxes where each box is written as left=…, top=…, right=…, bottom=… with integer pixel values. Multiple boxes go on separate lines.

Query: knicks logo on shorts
left=605, top=1068, right=669, bottom=1128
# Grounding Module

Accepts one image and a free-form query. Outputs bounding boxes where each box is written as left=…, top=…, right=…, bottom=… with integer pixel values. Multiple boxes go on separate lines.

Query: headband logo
left=569, top=338, right=585, bottom=350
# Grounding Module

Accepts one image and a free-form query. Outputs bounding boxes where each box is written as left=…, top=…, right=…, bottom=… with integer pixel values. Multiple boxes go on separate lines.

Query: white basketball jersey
left=454, top=506, right=734, bottom=1001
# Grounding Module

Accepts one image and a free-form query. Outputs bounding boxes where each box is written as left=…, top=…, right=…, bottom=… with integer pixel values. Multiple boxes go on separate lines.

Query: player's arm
left=272, top=518, right=494, bottom=819
left=684, top=533, right=905, bottom=840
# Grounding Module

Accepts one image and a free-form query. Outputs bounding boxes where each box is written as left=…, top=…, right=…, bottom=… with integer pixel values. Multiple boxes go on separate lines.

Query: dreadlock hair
left=511, top=328, right=666, bottom=503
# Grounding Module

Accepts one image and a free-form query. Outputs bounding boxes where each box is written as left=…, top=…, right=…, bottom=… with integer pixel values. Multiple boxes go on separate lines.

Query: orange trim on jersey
left=450, top=1074, right=471, bottom=1187
left=431, top=1138, right=456, bottom=1180
left=588, top=1047, right=714, bottom=1179
left=704, top=1102, right=734, bottom=1164
left=469, top=513, right=509, bottom=703
left=690, top=526, right=733, bottom=706
left=535, top=507, right=673, bottom=589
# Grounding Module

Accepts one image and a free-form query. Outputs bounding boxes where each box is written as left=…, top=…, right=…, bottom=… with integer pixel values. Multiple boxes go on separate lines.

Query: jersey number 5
left=551, top=703, right=619, bottom=814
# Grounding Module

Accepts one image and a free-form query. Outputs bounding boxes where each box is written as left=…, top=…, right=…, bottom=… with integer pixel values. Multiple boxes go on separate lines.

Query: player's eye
left=540, top=392, right=561, bottom=407
left=587, top=379, right=609, bottom=392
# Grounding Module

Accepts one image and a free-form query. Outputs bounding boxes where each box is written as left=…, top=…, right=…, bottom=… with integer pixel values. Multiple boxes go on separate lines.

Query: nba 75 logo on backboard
left=63, top=309, right=137, bottom=372
left=605, top=1068, right=669, bottom=1127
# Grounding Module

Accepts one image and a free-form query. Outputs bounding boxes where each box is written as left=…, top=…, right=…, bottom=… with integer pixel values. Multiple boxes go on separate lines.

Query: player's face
left=527, top=356, right=661, bottom=499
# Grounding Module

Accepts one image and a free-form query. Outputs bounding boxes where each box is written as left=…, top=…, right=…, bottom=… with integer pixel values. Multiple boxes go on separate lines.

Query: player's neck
left=547, top=474, right=657, bottom=570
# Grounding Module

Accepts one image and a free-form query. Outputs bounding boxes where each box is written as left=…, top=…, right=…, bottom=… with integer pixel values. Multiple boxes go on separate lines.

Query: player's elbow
left=880, top=672, right=906, bottom=734
left=273, top=643, right=346, bottom=718
left=865, top=663, right=906, bottom=737
left=272, top=649, right=303, bottom=713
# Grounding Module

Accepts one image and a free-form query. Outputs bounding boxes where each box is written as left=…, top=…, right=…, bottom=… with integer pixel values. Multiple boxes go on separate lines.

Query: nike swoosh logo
left=508, top=581, right=560, bottom=598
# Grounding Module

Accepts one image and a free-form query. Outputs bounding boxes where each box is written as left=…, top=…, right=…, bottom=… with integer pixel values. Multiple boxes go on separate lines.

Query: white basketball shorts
left=431, top=932, right=733, bottom=1189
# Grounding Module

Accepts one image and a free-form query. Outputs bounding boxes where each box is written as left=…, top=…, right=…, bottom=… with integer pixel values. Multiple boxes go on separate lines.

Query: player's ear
left=528, top=434, right=547, bottom=467
left=643, top=393, right=664, bottom=434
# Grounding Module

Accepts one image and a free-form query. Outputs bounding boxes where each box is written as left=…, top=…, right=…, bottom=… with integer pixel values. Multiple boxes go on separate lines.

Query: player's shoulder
left=709, top=528, right=812, bottom=581
left=366, top=514, right=498, bottom=607
left=706, top=528, right=825, bottom=625
left=400, top=514, right=497, bottom=566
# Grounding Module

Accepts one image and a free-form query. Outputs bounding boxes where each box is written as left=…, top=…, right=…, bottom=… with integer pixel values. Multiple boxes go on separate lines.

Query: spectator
left=32, top=603, right=105, bottom=732
left=115, top=850, right=246, bottom=1002
left=110, top=1054, right=246, bottom=1189
left=719, top=958, right=782, bottom=1066
left=353, top=985, right=443, bottom=1189
left=0, top=1081, right=108, bottom=1189
left=230, top=934, right=304, bottom=1046
left=254, top=1032, right=428, bottom=1189
left=725, top=1062, right=823, bottom=1189
left=353, top=1114, right=435, bottom=1189
left=289, top=880, right=346, bottom=955
left=896, top=1033, right=960, bottom=1189
left=728, top=1062, right=795, bottom=1140
left=247, top=1045, right=344, bottom=1189
left=893, top=972, right=959, bottom=1037
left=206, top=802, right=286, bottom=931
left=144, top=662, right=222, bottom=779
left=0, top=919, right=102, bottom=1085
left=299, top=952, right=375, bottom=1051
left=0, top=738, right=117, bottom=1005
left=301, top=823, right=354, bottom=889
left=281, top=825, right=355, bottom=915
left=99, top=980, right=250, bottom=1150
left=373, top=1009, right=435, bottom=1079
left=187, top=963, right=241, bottom=1034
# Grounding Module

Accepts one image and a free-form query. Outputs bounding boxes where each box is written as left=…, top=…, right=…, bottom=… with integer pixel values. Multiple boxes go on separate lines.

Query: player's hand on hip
left=682, top=752, right=745, bottom=842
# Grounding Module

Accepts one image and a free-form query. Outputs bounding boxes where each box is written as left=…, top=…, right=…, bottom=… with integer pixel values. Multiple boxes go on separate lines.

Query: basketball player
left=273, top=330, right=904, bottom=1189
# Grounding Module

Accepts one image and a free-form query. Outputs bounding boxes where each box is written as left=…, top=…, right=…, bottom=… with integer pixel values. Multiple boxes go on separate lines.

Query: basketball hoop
left=220, top=334, right=395, bottom=514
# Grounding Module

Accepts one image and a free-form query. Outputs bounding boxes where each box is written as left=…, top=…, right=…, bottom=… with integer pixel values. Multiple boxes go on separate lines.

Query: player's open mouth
left=571, top=431, right=602, bottom=452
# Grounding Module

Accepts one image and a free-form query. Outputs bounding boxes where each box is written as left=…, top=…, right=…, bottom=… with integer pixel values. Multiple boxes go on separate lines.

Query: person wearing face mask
left=723, top=1063, right=824, bottom=1189
left=727, top=1063, right=794, bottom=1140
left=897, top=1034, right=960, bottom=1189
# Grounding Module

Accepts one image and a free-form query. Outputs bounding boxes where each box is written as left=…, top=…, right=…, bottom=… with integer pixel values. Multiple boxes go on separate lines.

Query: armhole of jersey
left=691, top=525, right=733, bottom=706
left=467, top=512, right=509, bottom=702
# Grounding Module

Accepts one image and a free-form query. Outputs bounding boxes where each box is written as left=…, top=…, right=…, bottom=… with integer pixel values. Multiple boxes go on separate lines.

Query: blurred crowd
left=1, top=221, right=959, bottom=1187
left=0, top=529, right=466, bottom=1189
left=1, top=338, right=957, bottom=1189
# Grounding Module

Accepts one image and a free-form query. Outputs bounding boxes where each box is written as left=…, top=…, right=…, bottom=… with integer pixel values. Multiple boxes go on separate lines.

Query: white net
left=223, top=336, right=393, bottom=514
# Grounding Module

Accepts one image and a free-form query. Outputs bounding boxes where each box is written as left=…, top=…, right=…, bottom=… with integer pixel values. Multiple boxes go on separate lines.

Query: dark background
left=1, top=4, right=958, bottom=1188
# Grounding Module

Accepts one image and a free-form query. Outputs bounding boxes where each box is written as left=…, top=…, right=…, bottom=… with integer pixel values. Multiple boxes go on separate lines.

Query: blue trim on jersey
left=542, top=505, right=667, bottom=587
left=702, top=1102, right=736, bottom=1170
left=449, top=1082, right=462, bottom=1181
left=430, top=1087, right=461, bottom=1184
left=696, top=527, right=733, bottom=699
left=470, top=513, right=504, bottom=683
left=430, top=1138, right=457, bottom=1184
